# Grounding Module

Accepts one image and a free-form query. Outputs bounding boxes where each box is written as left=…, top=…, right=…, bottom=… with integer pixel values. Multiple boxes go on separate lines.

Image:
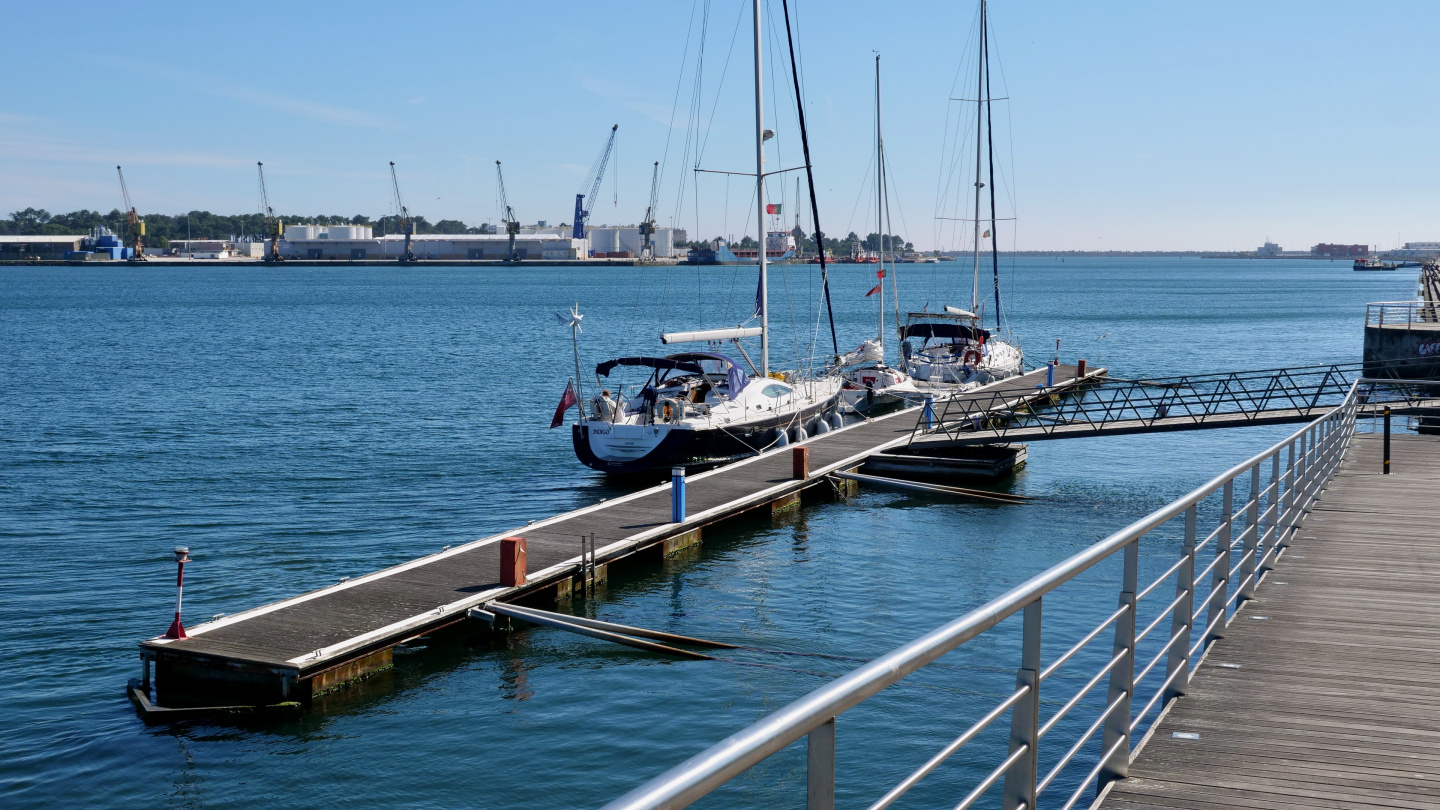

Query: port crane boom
left=572, top=124, right=618, bottom=240
left=389, top=161, right=417, bottom=263
left=115, top=165, right=146, bottom=261
left=257, top=162, right=284, bottom=262
left=638, top=161, right=660, bottom=260
left=495, top=161, right=521, bottom=262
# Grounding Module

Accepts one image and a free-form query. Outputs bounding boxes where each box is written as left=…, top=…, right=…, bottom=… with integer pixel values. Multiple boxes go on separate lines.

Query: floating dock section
left=138, top=364, right=1104, bottom=707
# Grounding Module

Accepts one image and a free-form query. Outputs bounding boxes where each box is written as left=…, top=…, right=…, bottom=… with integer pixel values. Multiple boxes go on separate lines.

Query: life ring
left=659, top=397, right=683, bottom=423
left=962, top=348, right=982, bottom=366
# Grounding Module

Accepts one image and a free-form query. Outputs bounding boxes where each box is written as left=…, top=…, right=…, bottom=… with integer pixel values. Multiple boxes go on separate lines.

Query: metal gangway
left=600, top=379, right=1431, bottom=810
left=907, top=361, right=1401, bottom=447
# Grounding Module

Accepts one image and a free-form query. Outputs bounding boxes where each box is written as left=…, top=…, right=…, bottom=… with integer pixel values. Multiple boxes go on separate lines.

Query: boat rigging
left=562, top=0, right=842, bottom=475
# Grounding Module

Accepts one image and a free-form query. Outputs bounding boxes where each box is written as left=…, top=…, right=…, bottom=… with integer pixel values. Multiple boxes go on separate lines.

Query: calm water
left=0, top=258, right=1414, bottom=808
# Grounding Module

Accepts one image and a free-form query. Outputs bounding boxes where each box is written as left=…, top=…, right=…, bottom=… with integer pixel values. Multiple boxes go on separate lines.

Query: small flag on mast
left=866, top=268, right=886, bottom=297
left=982, top=229, right=991, bottom=238
left=765, top=203, right=782, bottom=215
left=550, top=380, right=578, bottom=428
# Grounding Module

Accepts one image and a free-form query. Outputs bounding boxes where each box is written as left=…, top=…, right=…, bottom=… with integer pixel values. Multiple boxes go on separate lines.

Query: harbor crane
left=638, top=161, right=660, bottom=260
left=572, top=124, right=618, bottom=240
left=495, top=160, right=521, bottom=262
left=257, top=162, right=284, bottom=262
left=389, top=161, right=417, bottom=263
left=115, top=165, right=146, bottom=261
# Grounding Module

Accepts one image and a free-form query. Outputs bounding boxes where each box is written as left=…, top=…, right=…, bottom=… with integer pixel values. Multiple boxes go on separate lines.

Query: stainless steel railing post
left=1277, top=440, right=1296, bottom=550
left=1258, top=452, right=1281, bottom=580
left=1163, top=506, right=1197, bottom=702
left=1002, top=600, right=1042, bottom=810
left=1239, top=465, right=1261, bottom=601
left=1206, top=480, right=1233, bottom=644
left=1099, top=541, right=1138, bottom=786
left=807, top=717, right=836, bottom=810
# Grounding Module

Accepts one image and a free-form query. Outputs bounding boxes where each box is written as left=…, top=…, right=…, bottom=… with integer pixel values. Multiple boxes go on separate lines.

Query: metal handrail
left=909, top=361, right=1364, bottom=447
left=1366, top=300, right=1440, bottom=328
left=601, top=379, right=1423, bottom=810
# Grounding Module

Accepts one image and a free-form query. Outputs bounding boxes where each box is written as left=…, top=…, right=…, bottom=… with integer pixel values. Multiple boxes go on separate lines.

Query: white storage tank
left=287, top=225, right=318, bottom=240
left=328, top=226, right=360, bottom=240
left=615, top=228, right=641, bottom=255
left=589, top=228, right=618, bottom=253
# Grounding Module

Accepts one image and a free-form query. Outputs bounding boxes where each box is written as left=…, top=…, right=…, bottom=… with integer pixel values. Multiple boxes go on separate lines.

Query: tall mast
left=875, top=53, right=885, bottom=350
left=779, top=0, right=840, bottom=365
left=984, top=3, right=1003, bottom=331
left=971, top=0, right=987, bottom=317
left=753, top=0, right=768, bottom=377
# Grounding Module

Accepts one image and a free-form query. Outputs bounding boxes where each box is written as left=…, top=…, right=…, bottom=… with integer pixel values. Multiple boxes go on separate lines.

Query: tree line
left=1, top=208, right=493, bottom=246
left=684, top=230, right=915, bottom=254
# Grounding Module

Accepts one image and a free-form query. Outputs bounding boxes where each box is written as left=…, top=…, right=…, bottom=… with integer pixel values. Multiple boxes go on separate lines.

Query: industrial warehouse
left=273, top=224, right=682, bottom=261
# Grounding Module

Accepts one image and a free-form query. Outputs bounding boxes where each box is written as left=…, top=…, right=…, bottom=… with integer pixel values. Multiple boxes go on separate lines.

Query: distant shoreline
left=0, top=251, right=1403, bottom=267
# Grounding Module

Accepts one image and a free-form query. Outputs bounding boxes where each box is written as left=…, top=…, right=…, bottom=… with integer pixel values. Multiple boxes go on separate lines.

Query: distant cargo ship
left=1354, top=258, right=1418, bottom=271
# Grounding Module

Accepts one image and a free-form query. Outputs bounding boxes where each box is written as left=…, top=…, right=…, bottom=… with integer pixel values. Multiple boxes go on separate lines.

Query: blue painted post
left=922, top=396, right=936, bottom=430
left=671, top=466, right=686, bottom=522
left=1046, top=362, right=1055, bottom=388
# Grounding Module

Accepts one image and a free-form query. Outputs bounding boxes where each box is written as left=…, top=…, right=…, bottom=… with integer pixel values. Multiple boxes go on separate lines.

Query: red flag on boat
left=866, top=268, right=885, bottom=296
left=550, top=380, right=578, bottom=428
left=765, top=203, right=781, bottom=215
left=864, top=268, right=887, bottom=296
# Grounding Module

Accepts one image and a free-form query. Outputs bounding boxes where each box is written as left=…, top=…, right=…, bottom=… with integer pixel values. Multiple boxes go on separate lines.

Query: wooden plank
left=1102, top=433, right=1440, bottom=808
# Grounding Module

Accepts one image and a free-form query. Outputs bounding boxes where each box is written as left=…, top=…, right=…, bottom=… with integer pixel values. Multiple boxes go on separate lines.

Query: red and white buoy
left=164, top=546, right=191, bottom=640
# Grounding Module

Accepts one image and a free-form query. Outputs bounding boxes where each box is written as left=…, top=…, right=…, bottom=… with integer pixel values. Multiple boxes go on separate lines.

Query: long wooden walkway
left=1100, top=432, right=1440, bottom=809
left=141, top=364, right=1101, bottom=705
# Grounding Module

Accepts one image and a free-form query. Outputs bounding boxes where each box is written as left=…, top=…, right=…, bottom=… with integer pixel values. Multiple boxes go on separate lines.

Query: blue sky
left=3, top=1, right=1437, bottom=251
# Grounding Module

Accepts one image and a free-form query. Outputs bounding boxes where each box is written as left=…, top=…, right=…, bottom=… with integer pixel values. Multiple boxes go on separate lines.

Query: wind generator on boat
left=561, top=0, right=843, bottom=475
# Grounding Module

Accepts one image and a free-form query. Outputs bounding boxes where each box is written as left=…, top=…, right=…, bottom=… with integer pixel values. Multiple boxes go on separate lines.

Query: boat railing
left=600, top=381, right=1388, bottom=810
left=1365, top=300, right=1440, bottom=328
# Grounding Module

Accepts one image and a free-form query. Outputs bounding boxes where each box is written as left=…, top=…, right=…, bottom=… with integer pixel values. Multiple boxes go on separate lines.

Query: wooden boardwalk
left=1100, top=432, right=1440, bottom=810
left=141, top=364, right=1100, bottom=705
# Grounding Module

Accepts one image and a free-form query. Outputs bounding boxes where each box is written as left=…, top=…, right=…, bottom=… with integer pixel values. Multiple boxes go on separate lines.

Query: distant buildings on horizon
left=1255, top=240, right=1440, bottom=259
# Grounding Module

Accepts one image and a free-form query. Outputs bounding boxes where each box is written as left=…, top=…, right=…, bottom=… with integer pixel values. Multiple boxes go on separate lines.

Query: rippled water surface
left=0, top=258, right=1414, bottom=808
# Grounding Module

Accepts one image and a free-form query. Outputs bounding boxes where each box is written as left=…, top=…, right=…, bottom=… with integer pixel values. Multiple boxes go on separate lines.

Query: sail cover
left=899, top=323, right=991, bottom=342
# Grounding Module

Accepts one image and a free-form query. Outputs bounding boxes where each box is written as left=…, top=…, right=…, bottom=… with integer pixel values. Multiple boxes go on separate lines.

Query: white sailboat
left=567, top=0, right=842, bottom=475
left=842, top=2, right=1023, bottom=414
